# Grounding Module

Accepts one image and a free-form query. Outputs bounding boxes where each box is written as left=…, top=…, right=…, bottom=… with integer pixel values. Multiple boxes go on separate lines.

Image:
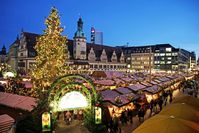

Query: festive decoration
left=115, top=96, right=122, bottom=104
left=95, top=107, right=102, bottom=124
left=30, top=7, right=68, bottom=93
left=42, top=112, right=51, bottom=132
left=0, top=63, right=17, bottom=78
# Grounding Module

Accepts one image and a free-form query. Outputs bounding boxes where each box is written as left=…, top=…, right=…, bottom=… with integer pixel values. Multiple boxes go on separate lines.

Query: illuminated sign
left=95, top=107, right=102, bottom=124
left=42, top=112, right=51, bottom=132
left=58, top=91, right=88, bottom=111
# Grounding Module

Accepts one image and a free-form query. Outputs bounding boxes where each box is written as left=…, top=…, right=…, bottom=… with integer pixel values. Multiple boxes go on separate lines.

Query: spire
left=74, top=17, right=85, bottom=38
left=1, top=45, right=6, bottom=55
left=77, top=17, right=83, bottom=31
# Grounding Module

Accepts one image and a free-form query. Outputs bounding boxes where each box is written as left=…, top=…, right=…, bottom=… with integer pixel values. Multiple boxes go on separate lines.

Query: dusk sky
left=1, top=0, right=199, bottom=56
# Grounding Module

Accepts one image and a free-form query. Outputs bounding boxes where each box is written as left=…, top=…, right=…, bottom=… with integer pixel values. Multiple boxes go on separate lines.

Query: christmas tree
left=31, top=7, right=68, bottom=94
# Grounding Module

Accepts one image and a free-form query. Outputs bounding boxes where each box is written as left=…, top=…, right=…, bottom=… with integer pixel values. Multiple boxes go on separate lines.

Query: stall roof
left=144, top=85, right=161, bottom=94
left=120, top=77, right=133, bottom=82
left=94, top=79, right=115, bottom=86
left=100, top=90, right=121, bottom=100
left=100, top=89, right=139, bottom=107
left=0, top=92, right=37, bottom=112
left=0, top=114, right=15, bottom=133
left=157, top=77, right=171, bottom=82
left=153, top=79, right=162, bottom=83
left=0, top=114, right=14, bottom=124
left=108, top=95, right=130, bottom=107
left=113, top=78, right=125, bottom=84
left=148, top=80, right=158, bottom=85
left=114, top=87, right=132, bottom=94
left=127, top=84, right=146, bottom=92
left=140, top=82, right=152, bottom=87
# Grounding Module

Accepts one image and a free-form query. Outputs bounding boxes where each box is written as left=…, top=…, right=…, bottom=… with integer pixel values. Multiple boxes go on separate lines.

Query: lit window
left=160, top=53, right=165, bottom=56
left=167, top=61, right=171, bottom=64
left=172, top=53, right=178, bottom=56
left=166, top=48, right=172, bottom=52
left=166, top=53, right=171, bottom=56
left=160, top=61, right=165, bottom=64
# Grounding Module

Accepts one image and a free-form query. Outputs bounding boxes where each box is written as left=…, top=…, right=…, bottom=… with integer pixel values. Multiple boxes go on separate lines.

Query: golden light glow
left=3, top=72, right=15, bottom=78
left=58, top=91, right=88, bottom=110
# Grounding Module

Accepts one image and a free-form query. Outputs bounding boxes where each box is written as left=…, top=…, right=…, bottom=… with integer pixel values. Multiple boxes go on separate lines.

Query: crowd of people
left=57, top=110, right=84, bottom=125
left=106, top=89, right=175, bottom=133
left=105, top=77, right=199, bottom=133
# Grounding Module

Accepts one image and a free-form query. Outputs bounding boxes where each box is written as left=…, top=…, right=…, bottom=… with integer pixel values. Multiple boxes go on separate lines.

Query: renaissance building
left=7, top=18, right=126, bottom=73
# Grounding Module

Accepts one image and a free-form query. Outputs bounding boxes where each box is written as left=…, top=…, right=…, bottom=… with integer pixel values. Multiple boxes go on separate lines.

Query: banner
left=42, top=112, right=51, bottom=132
left=95, top=107, right=102, bottom=124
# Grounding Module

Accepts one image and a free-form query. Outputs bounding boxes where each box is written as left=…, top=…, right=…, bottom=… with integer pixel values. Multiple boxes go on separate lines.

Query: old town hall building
left=7, top=18, right=126, bottom=73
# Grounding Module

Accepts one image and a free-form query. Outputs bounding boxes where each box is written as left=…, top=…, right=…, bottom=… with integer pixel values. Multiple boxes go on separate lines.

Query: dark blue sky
left=1, top=0, right=199, bottom=55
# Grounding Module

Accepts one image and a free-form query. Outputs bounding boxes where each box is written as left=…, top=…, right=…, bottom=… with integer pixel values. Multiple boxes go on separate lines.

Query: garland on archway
left=32, top=74, right=104, bottom=132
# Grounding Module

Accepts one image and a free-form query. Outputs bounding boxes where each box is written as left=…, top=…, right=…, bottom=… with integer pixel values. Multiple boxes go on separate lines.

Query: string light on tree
left=30, top=7, right=68, bottom=95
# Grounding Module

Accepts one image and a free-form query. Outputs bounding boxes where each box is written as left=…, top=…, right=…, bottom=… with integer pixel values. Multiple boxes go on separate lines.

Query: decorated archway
left=47, top=74, right=98, bottom=111
left=36, top=74, right=101, bottom=132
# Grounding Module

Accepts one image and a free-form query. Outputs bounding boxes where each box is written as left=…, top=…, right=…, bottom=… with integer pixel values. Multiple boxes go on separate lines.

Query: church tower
left=1, top=45, right=6, bottom=55
left=73, top=17, right=87, bottom=60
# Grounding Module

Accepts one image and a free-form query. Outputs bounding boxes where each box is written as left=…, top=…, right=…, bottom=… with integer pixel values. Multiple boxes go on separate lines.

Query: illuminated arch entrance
left=45, top=74, right=98, bottom=119
left=37, top=74, right=104, bottom=132
left=58, top=91, right=88, bottom=110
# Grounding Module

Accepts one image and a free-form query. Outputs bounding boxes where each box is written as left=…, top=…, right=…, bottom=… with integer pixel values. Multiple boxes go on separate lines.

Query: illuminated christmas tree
left=31, top=7, right=68, bottom=93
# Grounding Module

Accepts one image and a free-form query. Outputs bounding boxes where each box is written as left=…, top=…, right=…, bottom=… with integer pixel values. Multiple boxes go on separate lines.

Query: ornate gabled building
left=17, top=32, right=38, bottom=72
left=7, top=38, right=19, bottom=70
left=7, top=17, right=126, bottom=73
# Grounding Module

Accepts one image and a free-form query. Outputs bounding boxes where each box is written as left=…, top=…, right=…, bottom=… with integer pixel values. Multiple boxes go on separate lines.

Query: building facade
left=17, top=32, right=37, bottom=73
left=178, top=48, right=190, bottom=72
left=7, top=38, right=19, bottom=70
left=154, top=44, right=178, bottom=72
left=190, top=51, right=196, bottom=70
left=7, top=18, right=126, bottom=73
left=123, top=46, right=154, bottom=72
left=124, top=44, right=191, bottom=73
left=7, top=17, right=194, bottom=74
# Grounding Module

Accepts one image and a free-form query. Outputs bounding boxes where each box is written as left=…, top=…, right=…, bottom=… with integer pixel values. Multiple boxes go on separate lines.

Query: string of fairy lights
left=30, top=7, right=68, bottom=93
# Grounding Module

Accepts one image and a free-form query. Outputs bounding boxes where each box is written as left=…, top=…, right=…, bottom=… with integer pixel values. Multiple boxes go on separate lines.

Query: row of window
left=88, top=65, right=126, bottom=69
left=154, top=61, right=172, bottom=64
left=154, top=52, right=178, bottom=56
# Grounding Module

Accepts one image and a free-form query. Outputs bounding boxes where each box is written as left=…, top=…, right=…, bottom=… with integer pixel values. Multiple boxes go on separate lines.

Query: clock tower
left=73, top=17, right=87, bottom=60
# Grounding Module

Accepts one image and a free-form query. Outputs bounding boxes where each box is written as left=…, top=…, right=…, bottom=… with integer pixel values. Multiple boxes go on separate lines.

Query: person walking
left=169, top=90, right=173, bottom=103
left=138, top=108, right=145, bottom=123
left=158, top=97, right=163, bottom=111
left=149, top=99, right=154, bottom=116
left=128, top=109, right=133, bottom=124
left=153, top=100, right=157, bottom=114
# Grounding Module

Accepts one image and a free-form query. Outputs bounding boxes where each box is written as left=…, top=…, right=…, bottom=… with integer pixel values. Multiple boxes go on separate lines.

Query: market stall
left=143, top=85, right=162, bottom=103
left=126, top=83, right=146, bottom=94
